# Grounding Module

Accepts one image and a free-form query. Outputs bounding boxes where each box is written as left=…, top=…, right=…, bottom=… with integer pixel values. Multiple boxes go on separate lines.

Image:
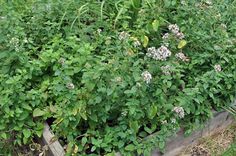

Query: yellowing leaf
left=73, top=145, right=79, bottom=154
left=143, top=35, right=149, bottom=47
left=178, top=40, right=187, bottom=49
left=152, top=20, right=159, bottom=31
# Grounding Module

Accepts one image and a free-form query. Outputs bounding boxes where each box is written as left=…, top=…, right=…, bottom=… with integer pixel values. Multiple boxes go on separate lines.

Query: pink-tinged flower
left=175, top=52, right=189, bottom=62
left=176, top=32, right=185, bottom=39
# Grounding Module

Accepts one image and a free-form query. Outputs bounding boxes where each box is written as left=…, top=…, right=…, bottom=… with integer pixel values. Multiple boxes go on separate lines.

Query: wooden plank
left=42, top=123, right=65, bottom=156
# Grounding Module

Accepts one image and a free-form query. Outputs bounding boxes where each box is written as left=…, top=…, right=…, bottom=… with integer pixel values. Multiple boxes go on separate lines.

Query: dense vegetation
left=0, top=0, right=235, bottom=155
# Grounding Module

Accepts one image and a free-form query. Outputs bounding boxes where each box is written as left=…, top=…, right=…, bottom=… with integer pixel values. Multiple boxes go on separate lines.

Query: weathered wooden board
left=42, top=123, right=65, bottom=156
left=152, top=111, right=234, bottom=156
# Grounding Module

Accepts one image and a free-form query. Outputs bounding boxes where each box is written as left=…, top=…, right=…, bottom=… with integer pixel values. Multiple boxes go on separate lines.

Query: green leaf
left=33, top=108, right=46, bottom=117
left=79, top=111, right=87, bottom=120
left=23, top=129, right=31, bottom=138
left=125, top=144, right=135, bottom=151
left=0, top=124, right=5, bottom=130
left=91, top=146, right=96, bottom=152
left=159, top=141, right=165, bottom=149
left=22, top=104, right=32, bottom=111
left=129, top=121, right=139, bottom=133
left=148, top=105, right=157, bottom=119
left=178, top=40, right=187, bottom=49
left=81, top=137, right=87, bottom=146
left=1, top=132, right=7, bottom=139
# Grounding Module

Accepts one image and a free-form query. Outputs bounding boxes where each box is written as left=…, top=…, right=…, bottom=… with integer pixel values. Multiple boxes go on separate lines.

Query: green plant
left=0, top=0, right=235, bottom=155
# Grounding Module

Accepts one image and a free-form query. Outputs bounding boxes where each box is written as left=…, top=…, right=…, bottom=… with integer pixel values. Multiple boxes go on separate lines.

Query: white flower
left=133, top=40, right=141, bottom=47
left=173, top=106, right=185, bottom=118
left=214, top=64, right=222, bottom=72
left=10, top=37, right=19, bottom=47
left=176, top=32, right=185, bottom=39
left=162, top=33, right=169, bottom=39
left=168, top=24, right=180, bottom=35
left=10, top=37, right=20, bottom=51
left=66, top=83, right=75, bottom=90
left=175, top=52, right=189, bottom=62
left=0, top=16, right=6, bottom=20
left=23, top=38, right=28, bottom=43
left=121, top=110, right=128, bottom=116
left=118, top=31, right=130, bottom=41
left=97, top=29, right=102, bottom=34
left=147, top=46, right=171, bottom=61
left=161, top=65, right=171, bottom=75
left=161, top=120, right=167, bottom=124
left=180, top=0, right=187, bottom=5
left=205, top=0, right=212, bottom=5
left=220, top=24, right=227, bottom=29
left=58, top=58, right=66, bottom=65
left=141, top=71, right=152, bottom=84
left=157, top=45, right=172, bottom=60
left=115, top=76, right=122, bottom=82
left=171, top=118, right=176, bottom=124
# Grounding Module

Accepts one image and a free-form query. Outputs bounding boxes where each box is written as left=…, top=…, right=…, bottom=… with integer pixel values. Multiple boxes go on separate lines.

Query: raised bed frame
left=42, top=111, right=235, bottom=156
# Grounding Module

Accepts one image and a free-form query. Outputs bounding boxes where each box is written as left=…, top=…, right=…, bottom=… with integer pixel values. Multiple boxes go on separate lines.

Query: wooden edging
left=151, top=111, right=234, bottom=156
left=42, top=123, right=65, bottom=156
left=42, top=111, right=234, bottom=156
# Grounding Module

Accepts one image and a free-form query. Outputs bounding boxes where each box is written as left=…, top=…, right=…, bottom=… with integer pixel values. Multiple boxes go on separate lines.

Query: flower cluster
left=171, top=118, right=176, bottom=124
left=118, top=31, right=130, bottom=41
left=141, top=71, right=152, bottom=84
left=147, top=46, right=171, bottom=61
left=97, top=29, right=102, bottom=34
left=168, top=24, right=185, bottom=39
left=115, top=76, right=122, bottom=82
left=161, top=65, right=171, bottom=75
left=162, top=33, right=169, bottom=39
left=214, top=64, right=222, bottom=72
left=175, top=52, right=189, bottom=62
left=161, top=120, right=167, bottom=124
left=121, top=110, right=128, bottom=116
left=172, top=106, right=185, bottom=118
left=168, top=24, right=179, bottom=34
left=58, top=58, right=66, bottom=65
left=133, top=40, right=141, bottom=47
left=10, top=37, right=20, bottom=51
left=66, top=83, right=75, bottom=90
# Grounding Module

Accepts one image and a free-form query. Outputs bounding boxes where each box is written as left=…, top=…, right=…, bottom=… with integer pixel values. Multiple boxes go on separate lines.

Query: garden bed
left=42, top=110, right=235, bottom=156
left=1, top=1, right=235, bottom=155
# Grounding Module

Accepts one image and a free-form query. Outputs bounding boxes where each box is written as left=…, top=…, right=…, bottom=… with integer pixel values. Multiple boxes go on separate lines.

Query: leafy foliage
left=0, top=0, right=235, bottom=155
